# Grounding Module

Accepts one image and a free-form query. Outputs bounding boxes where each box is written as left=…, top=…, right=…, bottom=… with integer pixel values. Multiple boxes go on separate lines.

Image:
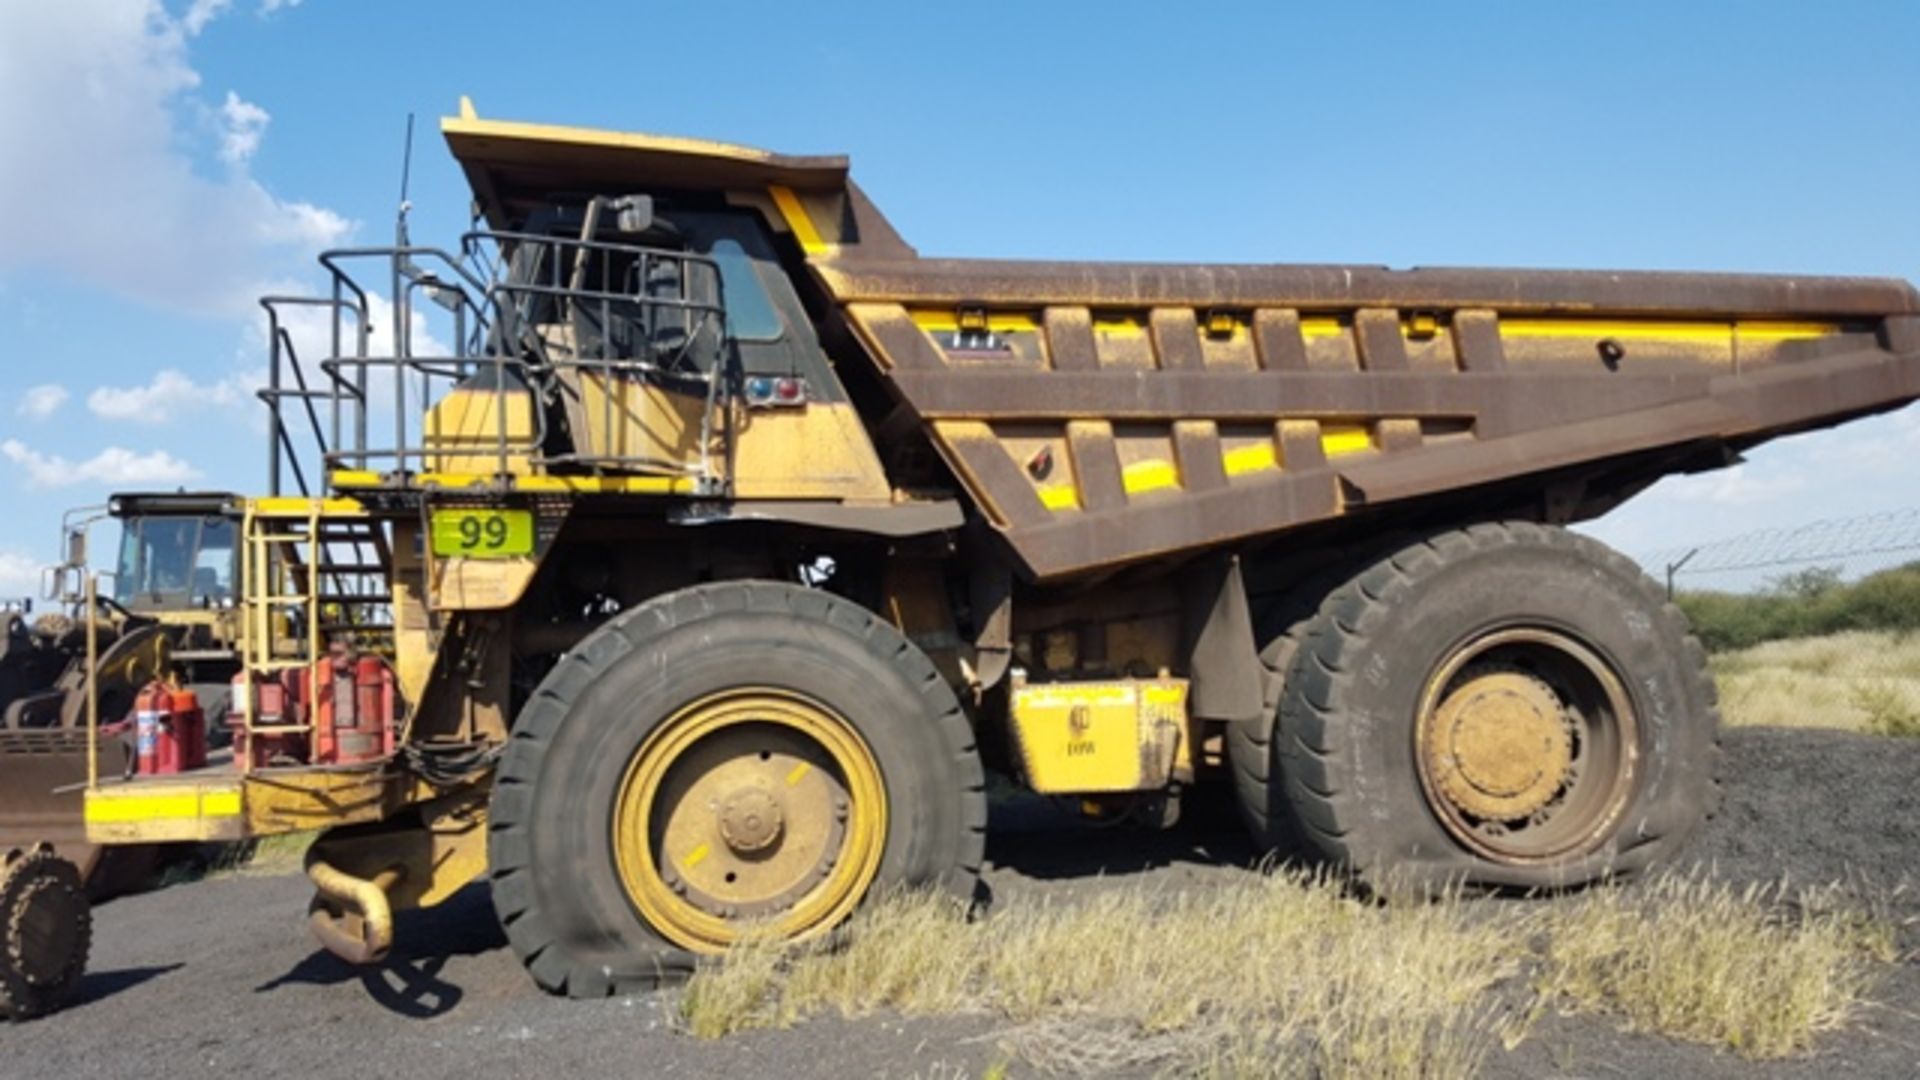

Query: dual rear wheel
left=1233, top=522, right=1722, bottom=889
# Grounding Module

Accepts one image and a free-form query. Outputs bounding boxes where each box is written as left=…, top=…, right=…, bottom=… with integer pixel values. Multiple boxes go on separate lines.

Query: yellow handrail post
left=307, top=505, right=321, bottom=736
left=84, top=573, right=99, bottom=790
left=241, top=503, right=259, bottom=775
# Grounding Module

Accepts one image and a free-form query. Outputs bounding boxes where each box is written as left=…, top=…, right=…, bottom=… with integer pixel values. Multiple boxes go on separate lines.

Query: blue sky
left=2, top=1, right=1917, bottom=596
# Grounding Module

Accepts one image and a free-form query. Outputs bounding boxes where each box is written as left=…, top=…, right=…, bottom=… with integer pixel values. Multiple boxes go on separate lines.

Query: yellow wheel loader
left=0, top=493, right=245, bottom=1015
left=18, top=99, right=1918, bottom=1014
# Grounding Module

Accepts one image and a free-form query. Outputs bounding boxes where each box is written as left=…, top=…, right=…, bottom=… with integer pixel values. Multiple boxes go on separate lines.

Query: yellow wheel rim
left=612, top=688, right=887, bottom=953
left=1424, top=664, right=1573, bottom=823
left=1414, top=627, right=1638, bottom=865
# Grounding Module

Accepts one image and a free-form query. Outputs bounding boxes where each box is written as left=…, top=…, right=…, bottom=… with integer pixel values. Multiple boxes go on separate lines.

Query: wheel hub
left=612, top=689, right=887, bottom=952
left=718, top=786, right=785, bottom=854
left=1425, top=665, right=1572, bottom=822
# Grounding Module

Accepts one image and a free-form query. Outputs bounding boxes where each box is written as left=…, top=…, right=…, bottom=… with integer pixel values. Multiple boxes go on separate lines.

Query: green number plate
left=430, top=509, right=534, bottom=558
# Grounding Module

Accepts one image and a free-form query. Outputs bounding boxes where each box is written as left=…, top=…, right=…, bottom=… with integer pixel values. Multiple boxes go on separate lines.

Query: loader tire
left=0, top=845, right=90, bottom=1021
left=489, top=581, right=987, bottom=998
left=1269, top=522, right=1721, bottom=891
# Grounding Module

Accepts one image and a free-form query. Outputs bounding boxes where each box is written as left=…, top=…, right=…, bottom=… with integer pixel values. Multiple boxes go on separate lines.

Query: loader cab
left=106, top=495, right=240, bottom=613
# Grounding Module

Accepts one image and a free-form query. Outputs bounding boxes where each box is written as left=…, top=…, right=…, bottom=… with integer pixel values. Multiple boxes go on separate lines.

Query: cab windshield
left=113, top=516, right=236, bottom=608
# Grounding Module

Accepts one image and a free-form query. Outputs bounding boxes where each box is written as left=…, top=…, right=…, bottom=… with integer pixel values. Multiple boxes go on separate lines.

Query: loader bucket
left=0, top=624, right=171, bottom=898
left=0, top=728, right=141, bottom=895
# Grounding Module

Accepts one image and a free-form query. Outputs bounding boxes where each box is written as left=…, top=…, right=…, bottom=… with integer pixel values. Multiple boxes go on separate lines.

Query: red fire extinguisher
left=310, top=646, right=396, bottom=765
left=228, top=669, right=310, bottom=769
left=134, top=682, right=208, bottom=775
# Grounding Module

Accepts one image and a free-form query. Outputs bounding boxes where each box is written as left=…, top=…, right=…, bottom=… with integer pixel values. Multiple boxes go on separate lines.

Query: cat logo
left=1066, top=704, right=1096, bottom=756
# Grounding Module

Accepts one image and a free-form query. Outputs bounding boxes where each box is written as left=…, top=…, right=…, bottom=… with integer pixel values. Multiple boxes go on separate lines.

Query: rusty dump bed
left=447, top=109, right=1920, bottom=581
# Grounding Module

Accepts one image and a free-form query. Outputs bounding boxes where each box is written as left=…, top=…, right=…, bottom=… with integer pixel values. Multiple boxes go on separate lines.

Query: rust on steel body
left=842, top=293, right=1918, bottom=579
left=888, top=340, right=1917, bottom=579
left=817, top=228, right=1920, bottom=580
left=816, top=258, right=1920, bottom=318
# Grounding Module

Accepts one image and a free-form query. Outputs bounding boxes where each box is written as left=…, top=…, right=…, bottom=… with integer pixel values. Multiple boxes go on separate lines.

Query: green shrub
left=1677, top=562, right=1920, bottom=653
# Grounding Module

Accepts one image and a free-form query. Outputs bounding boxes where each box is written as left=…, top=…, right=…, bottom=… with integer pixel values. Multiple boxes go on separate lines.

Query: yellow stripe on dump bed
left=1037, top=485, right=1081, bottom=511
left=1122, top=459, right=1180, bottom=495
left=1222, top=442, right=1278, bottom=476
left=1500, top=319, right=1842, bottom=343
left=1300, top=317, right=1347, bottom=340
left=911, top=310, right=1043, bottom=334
left=1049, top=428, right=1374, bottom=513
left=1321, top=424, right=1374, bottom=456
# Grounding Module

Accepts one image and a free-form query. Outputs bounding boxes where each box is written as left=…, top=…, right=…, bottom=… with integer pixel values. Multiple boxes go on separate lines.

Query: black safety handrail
left=258, top=229, right=733, bottom=496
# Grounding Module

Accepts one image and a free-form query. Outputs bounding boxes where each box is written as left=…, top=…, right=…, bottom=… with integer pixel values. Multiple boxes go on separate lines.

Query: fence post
left=1665, top=548, right=1700, bottom=601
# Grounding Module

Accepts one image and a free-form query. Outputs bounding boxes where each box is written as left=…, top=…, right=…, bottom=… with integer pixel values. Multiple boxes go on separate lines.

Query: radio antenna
left=396, top=112, right=416, bottom=246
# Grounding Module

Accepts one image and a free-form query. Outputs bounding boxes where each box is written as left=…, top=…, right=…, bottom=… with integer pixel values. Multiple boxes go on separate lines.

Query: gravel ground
left=7, top=727, right=1918, bottom=1079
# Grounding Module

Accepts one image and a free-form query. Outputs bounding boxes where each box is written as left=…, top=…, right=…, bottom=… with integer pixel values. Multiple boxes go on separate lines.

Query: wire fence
left=1629, top=508, right=1920, bottom=733
left=1631, top=507, right=1920, bottom=596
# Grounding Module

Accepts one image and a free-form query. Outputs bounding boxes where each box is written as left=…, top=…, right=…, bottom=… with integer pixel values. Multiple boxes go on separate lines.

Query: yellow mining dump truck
left=10, top=98, right=1917, bottom=1014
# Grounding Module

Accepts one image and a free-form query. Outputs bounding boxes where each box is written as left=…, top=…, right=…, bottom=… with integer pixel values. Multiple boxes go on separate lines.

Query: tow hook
left=306, top=859, right=403, bottom=965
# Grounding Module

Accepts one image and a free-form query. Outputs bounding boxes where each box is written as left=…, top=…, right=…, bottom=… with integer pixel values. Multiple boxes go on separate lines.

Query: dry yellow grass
left=683, top=872, right=1517, bottom=1079
left=1534, top=877, right=1898, bottom=1059
left=677, top=870, right=1895, bottom=1077
left=1712, top=630, right=1920, bottom=734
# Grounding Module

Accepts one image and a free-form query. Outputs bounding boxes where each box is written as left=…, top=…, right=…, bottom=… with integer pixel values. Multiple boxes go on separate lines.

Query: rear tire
left=1228, top=579, right=1340, bottom=858
left=488, top=581, right=986, bottom=997
left=1263, top=522, right=1721, bottom=890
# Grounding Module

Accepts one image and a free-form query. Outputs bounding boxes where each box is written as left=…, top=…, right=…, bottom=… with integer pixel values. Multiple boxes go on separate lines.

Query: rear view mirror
left=611, top=194, right=654, bottom=235
left=65, top=528, right=86, bottom=570
left=40, top=565, right=66, bottom=603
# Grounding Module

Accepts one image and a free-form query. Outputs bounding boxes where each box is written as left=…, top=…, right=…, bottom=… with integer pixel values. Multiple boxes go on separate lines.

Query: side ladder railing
left=238, top=501, right=394, bottom=773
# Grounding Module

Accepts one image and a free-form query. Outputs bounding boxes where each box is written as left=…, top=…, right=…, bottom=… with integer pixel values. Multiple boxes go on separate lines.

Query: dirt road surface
left=8, top=727, right=1917, bottom=1079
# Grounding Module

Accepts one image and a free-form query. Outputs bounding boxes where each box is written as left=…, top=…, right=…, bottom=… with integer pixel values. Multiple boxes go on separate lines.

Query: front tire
left=1259, top=522, right=1721, bottom=890
left=0, top=845, right=90, bottom=1021
left=488, top=581, right=986, bottom=997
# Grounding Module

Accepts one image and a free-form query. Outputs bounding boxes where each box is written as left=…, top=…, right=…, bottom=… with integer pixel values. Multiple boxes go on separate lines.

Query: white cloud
left=257, top=0, right=303, bottom=14
left=73, top=289, right=455, bottom=457
left=86, top=368, right=258, bottom=423
left=0, top=550, right=42, bottom=600
left=251, top=201, right=351, bottom=249
left=0, top=1, right=351, bottom=315
left=182, top=0, right=231, bottom=35
left=2, top=439, right=201, bottom=490
left=266, top=291, right=454, bottom=367
left=16, top=384, right=69, bottom=420
left=217, top=91, right=270, bottom=165
left=1657, top=463, right=1809, bottom=508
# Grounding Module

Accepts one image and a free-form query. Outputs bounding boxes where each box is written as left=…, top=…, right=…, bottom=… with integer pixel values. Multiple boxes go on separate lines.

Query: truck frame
left=13, top=99, right=1914, bottom=1010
